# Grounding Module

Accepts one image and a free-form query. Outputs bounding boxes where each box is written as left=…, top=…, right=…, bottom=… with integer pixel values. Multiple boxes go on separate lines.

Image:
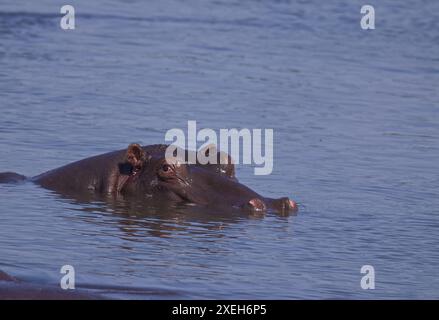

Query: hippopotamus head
left=118, top=144, right=298, bottom=215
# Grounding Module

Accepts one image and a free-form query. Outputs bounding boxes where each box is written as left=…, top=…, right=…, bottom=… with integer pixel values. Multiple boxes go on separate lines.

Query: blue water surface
left=0, top=0, right=438, bottom=298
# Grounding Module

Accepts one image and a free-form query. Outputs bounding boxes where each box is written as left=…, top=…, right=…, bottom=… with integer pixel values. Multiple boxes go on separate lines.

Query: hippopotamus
left=0, top=143, right=298, bottom=214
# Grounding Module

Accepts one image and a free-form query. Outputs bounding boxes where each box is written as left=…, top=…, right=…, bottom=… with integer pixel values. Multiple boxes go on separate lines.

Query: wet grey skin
left=0, top=144, right=298, bottom=215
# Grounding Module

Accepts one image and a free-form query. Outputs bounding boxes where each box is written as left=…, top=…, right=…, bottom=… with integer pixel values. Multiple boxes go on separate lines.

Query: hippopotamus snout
left=243, top=197, right=298, bottom=214
left=175, top=164, right=297, bottom=214
left=268, top=197, right=298, bottom=213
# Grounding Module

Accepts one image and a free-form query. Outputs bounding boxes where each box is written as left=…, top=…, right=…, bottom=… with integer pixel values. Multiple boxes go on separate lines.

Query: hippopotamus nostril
left=278, top=197, right=298, bottom=213
left=247, top=198, right=267, bottom=211
left=288, top=199, right=298, bottom=211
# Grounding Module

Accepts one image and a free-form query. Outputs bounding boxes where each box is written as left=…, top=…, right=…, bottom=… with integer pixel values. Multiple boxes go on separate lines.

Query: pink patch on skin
left=288, top=199, right=298, bottom=210
left=248, top=198, right=267, bottom=211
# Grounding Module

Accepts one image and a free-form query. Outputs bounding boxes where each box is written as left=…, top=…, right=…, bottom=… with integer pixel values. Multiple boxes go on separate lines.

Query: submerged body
left=0, top=144, right=298, bottom=214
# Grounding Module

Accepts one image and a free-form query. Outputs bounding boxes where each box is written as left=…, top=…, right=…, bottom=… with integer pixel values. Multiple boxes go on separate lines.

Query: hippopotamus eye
left=158, top=163, right=177, bottom=180
left=159, top=162, right=176, bottom=174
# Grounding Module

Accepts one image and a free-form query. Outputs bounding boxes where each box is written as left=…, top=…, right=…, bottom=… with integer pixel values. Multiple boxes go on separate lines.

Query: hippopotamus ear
left=198, top=143, right=217, bottom=162
left=125, top=143, right=147, bottom=169
left=198, top=144, right=236, bottom=179
left=217, top=150, right=235, bottom=179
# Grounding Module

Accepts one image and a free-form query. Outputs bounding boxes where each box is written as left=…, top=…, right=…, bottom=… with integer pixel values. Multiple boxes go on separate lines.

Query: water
left=0, top=0, right=438, bottom=299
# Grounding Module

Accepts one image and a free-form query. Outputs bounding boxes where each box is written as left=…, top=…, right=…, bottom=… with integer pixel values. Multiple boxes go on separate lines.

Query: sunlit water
left=0, top=0, right=438, bottom=299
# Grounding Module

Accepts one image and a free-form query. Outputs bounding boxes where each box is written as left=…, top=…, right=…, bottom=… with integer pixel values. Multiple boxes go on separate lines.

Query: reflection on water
left=63, top=192, right=276, bottom=240
left=0, top=181, right=299, bottom=299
